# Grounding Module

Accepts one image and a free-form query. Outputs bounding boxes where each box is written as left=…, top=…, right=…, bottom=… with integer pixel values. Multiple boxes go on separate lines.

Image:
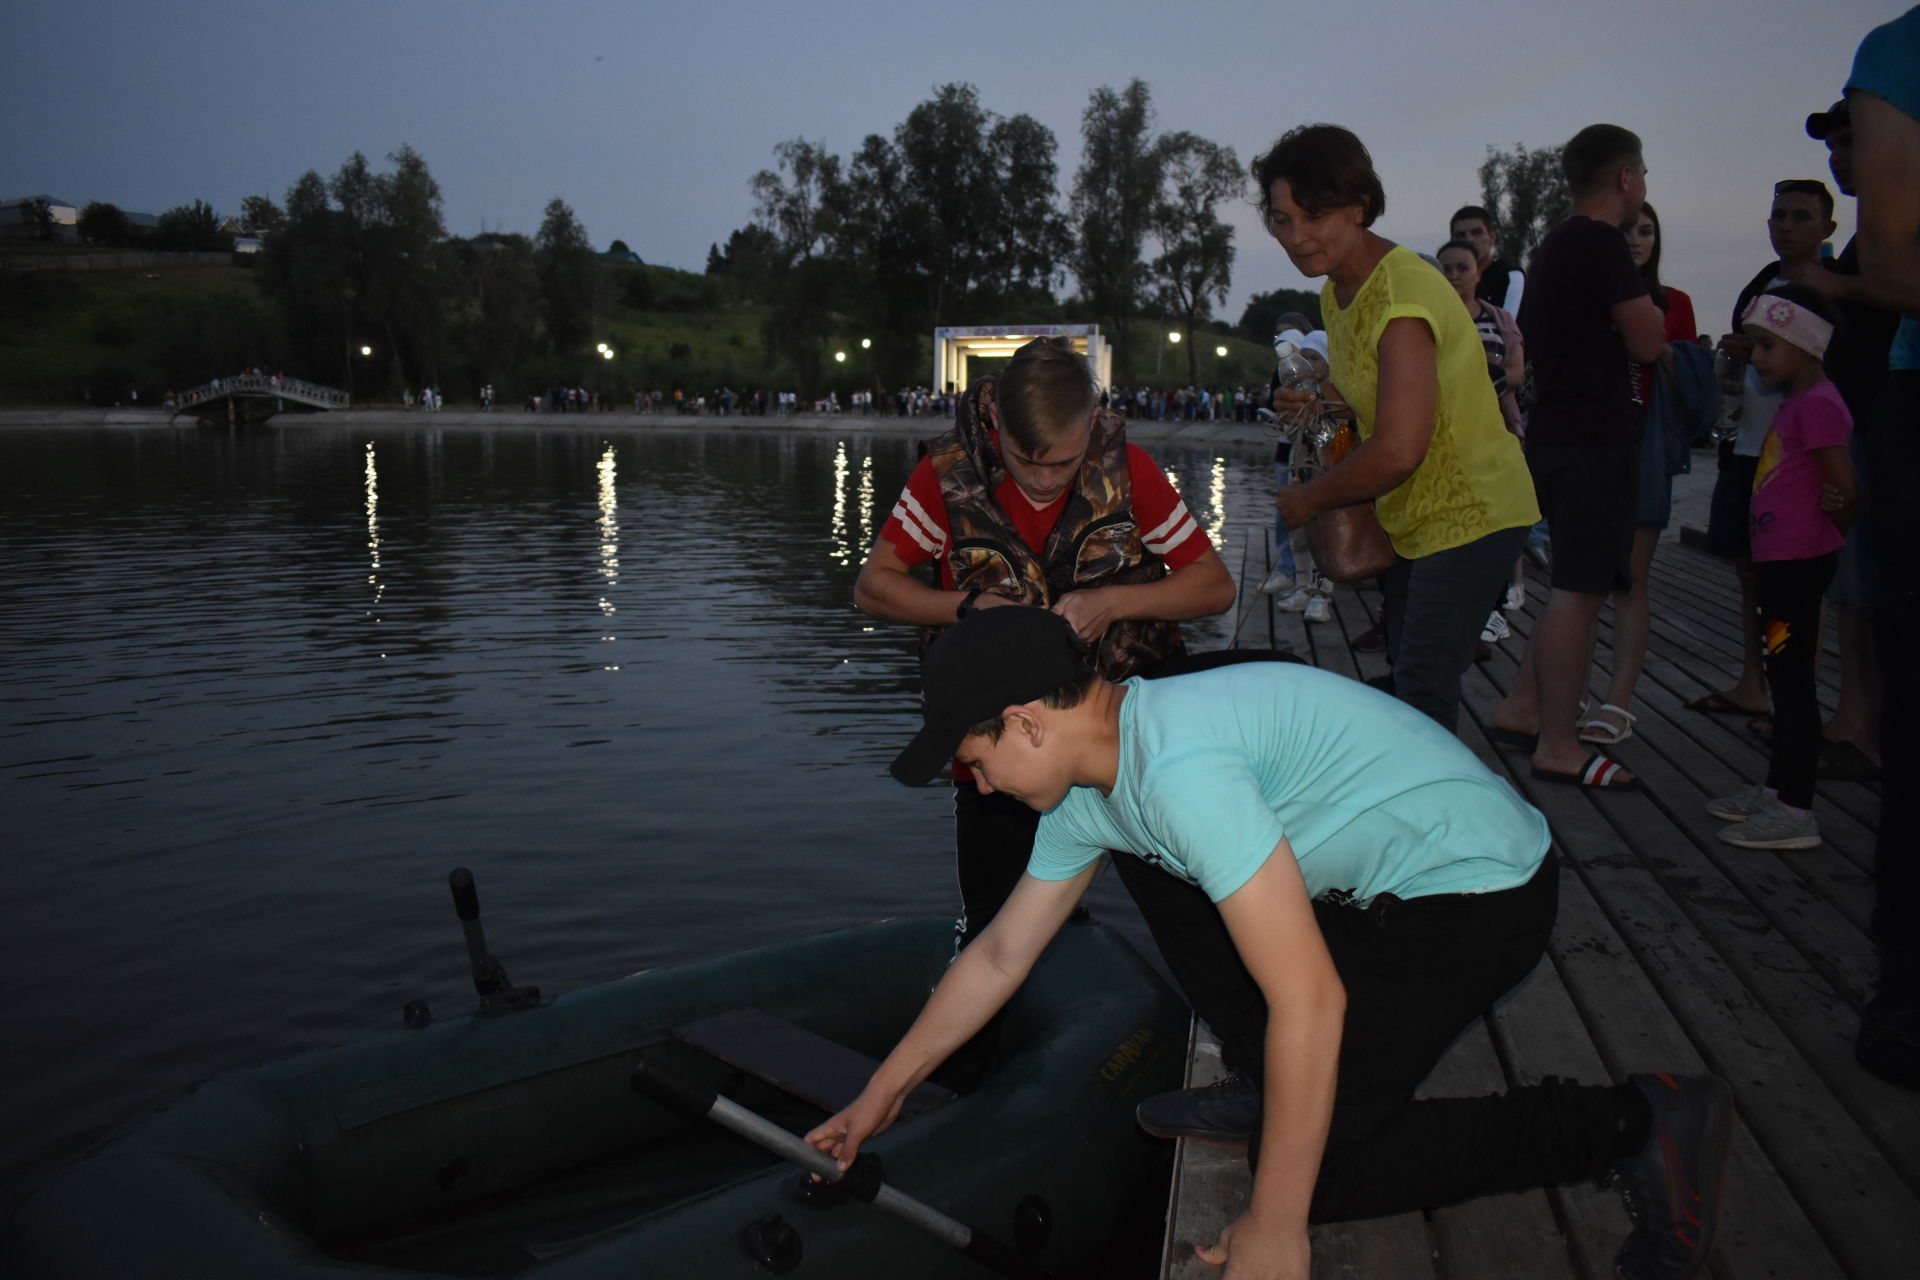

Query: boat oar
left=631, top=1055, right=1050, bottom=1278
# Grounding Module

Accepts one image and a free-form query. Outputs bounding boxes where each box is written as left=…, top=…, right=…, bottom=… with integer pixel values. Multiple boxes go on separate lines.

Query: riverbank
left=0, top=406, right=1281, bottom=450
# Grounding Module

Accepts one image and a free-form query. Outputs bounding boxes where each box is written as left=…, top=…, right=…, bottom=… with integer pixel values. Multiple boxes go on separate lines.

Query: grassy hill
left=0, top=257, right=1283, bottom=407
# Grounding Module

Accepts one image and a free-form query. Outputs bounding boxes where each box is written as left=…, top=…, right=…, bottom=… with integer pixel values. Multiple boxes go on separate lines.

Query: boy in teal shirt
left=809, top=606, right=1732, bottom=1280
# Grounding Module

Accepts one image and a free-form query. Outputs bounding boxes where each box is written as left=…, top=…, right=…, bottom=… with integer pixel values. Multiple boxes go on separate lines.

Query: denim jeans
left=1382, top=524, right=1530, bottom=733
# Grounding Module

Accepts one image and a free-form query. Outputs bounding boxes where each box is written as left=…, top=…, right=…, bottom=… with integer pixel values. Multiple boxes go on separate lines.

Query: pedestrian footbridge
left=172, top=373, right=349, bottom=414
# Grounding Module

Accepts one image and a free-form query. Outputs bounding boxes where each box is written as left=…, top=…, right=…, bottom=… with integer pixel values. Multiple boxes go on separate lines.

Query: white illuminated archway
left=931, top=324, right=1111, bottom=397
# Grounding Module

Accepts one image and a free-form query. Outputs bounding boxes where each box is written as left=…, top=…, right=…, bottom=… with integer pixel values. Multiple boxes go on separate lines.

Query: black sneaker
left=1135, top=1073, right=1260, bottom=1143
left=1610, top=1073, right=1734, bottom=1280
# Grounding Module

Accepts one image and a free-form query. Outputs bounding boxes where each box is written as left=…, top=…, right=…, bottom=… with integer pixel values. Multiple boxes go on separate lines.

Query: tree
left=751, top=139, right=844, bottom=385
left=156, top=199, right=225, bottom=252
left=376, top=145, right=450, bottom=389
left=980, top=112, right=1070, bottom=307
left=536, top=197, right=597, bottom=362
left=239, top=195, right=283, bottom=236
left=446, top=232, right=541, bottom=390
left=1071, top=80, right=1161, bottom=372
left=751, top=138, right=841, bottom=264
left=1478, top=143, right=1569, bottom=266
left=78, top=201, right=133, bottom=246
left=1237, top=288, right=1322, bottom=342
left=25, top=197, right=55, bottom=242
left=1149, top=132, right=1242, bottom=387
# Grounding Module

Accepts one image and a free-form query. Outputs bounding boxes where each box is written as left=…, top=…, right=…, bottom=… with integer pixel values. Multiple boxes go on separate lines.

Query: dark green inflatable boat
left=7, top=914, right=1186, bottom=1278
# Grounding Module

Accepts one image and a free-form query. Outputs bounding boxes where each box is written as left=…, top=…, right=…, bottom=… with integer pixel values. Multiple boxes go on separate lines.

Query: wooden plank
left=1544, top=862, right=1849, bottom=1279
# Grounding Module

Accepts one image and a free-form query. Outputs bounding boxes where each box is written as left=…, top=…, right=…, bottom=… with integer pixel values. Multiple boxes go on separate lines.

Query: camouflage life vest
left=922, top=377, right=1182, bottom=679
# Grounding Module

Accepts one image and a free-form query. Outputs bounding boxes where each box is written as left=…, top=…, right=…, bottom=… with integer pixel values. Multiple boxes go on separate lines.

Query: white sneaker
left=1304, top=595, right=1332, bottom=624
left=1258, top=566, right=1294, bottom=595
left=1480, top=611, right=1511, bottom=643
left=1504, top=582, right=1527, bottom=612
left=1717, top=797, right=1821, bottom=850
left=1277, top=576, right=1328, bottom=613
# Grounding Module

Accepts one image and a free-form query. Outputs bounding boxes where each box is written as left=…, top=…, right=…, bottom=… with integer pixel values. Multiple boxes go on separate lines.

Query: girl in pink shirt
left=1708, top=285, right=1858, bottom=849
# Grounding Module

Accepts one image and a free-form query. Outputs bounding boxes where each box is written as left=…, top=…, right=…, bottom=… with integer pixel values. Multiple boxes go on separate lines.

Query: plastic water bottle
left=1273, top=340, right=1321, bottom=398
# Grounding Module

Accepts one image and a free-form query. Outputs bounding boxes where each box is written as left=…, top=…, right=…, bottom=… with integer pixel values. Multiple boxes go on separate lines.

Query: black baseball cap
left=889, top=606, right=1089, bottom=786
left=1806, top=98, right=1850, bottom=140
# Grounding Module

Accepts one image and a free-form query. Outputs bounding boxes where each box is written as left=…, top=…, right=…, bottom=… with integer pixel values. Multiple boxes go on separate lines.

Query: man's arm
left=855, top=538, right=1010, bottom=626
left=1848, top=92, right=1920, bottom=312
left=804, top=865, right=1099, bottom=1168
left=1276, top=316, right=1435, bottom=526
left=1502, top=268, right=1525, bottom=319
left=1192, top=840, right=1344, bottom=1280
left=1612, top=294, right=1668, bottom=364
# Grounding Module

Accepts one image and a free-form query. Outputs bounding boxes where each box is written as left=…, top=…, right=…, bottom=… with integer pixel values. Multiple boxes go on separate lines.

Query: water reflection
left=830, top=440, right=851, bottom=566
left=365, top=441, right=384, bottom=624
left=597, top=444, right=620, bottom=666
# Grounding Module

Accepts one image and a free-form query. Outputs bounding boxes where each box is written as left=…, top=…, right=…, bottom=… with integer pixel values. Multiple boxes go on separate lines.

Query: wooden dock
left=1162, top=526, right=1909, bottom=1279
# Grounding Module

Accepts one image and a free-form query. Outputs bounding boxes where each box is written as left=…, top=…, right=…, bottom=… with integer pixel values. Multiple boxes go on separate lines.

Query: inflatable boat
left=7, top=895, right=1186, bottom=1278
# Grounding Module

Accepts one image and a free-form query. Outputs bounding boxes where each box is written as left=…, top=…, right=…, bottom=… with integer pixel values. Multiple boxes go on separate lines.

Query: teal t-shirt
left=1028, top=666, right=1549, bottom=906
left=1848, top=6, right=1920, bottom=370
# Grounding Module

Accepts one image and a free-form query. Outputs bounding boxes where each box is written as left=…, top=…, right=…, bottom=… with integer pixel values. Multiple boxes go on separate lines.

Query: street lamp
left=860, top=338, right=871, bottom=350
left=835, top=351, right=847, bottom=362
left=1215, top=345, right=1228, bottom=358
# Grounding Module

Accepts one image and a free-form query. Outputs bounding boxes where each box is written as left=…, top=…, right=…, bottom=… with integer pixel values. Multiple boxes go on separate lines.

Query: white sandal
left=1577, top=703, right=1637, bottom=745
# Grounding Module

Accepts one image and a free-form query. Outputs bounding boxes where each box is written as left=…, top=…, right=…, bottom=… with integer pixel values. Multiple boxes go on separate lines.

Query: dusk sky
left=5, top=0, right=1897, bottom=340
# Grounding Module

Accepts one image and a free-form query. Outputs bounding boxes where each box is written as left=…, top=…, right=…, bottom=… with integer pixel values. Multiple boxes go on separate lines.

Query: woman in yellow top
left=1265, top=124, right=1538, bottom=732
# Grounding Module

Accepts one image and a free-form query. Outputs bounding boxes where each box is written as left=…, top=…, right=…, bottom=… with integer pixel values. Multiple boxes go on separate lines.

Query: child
left=1708, top=284, right=1858, bottom=849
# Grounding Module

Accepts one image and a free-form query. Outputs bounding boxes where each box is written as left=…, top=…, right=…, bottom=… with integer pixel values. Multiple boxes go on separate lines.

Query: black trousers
left=1753, top=553, right=1837, bottom=810
left=1111, top=851, right=1627, bottom=1222
left=1868, top=371, right=1920, bottom=998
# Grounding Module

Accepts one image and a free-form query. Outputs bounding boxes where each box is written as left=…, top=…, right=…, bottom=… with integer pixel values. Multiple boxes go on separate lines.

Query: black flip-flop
left=1685, top=690, right=1766, bottom=716
left=1819, top=740, right=1882, bottom=782
left=1530, top=755, right=1639, bottom=791
left=1488, top=725, right=1539, bottom=751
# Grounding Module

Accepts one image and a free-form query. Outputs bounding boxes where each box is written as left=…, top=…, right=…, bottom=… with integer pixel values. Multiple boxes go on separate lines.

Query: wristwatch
left=955, top=588, right=984, bottom=620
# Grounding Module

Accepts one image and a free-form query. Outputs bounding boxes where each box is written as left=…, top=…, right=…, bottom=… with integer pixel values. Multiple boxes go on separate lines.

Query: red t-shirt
left=880, top=436, right=1212, bottom=581
left=1630, top=286, right=1699, bottom=406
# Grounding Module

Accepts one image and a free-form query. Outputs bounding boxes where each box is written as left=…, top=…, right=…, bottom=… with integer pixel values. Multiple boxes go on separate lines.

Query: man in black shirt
left=1490, top=126, right=1667, bottom=790
left=1450, top=205, right=1525, bottom=315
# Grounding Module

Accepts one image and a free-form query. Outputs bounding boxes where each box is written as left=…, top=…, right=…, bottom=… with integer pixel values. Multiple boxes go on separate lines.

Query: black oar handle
left=630, top=1052, right=718, bottom=1117
left=630, top=1055, right=1050, bottom=1278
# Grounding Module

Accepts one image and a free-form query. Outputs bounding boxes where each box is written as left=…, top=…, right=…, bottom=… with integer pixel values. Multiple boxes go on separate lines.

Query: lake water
left=0, top=418, right=1273, bottom=1223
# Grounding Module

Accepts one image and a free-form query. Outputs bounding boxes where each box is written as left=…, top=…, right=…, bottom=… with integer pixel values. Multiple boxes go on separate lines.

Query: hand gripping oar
left=631, top=1055, right=1050, bottom=1278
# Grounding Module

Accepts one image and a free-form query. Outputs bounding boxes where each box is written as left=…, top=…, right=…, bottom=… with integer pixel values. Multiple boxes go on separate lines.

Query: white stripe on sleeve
left=1143, top=502, right=1199, bottom=554
left=894, top=490, right=946, bottom=556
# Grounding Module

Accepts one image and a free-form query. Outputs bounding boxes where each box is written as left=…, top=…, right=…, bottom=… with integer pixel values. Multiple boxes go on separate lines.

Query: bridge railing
left=172, top=373, right=351, bottom=412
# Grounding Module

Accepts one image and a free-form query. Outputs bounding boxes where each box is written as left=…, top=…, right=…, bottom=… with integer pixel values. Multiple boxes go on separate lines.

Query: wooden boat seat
left=670, top=1008, right=956, bottom=1120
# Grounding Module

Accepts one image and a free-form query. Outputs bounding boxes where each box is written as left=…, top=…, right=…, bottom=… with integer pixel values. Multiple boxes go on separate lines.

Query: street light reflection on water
left=598, top=445, right=621, bottom=667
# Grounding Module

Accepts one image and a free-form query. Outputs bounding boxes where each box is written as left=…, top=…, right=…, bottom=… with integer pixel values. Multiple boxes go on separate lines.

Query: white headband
left=1740, top=294, right=1833, bottom=359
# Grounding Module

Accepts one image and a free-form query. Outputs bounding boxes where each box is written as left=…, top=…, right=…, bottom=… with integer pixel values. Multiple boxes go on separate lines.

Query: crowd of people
left=801, top=11, right=1918, bottom=1280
